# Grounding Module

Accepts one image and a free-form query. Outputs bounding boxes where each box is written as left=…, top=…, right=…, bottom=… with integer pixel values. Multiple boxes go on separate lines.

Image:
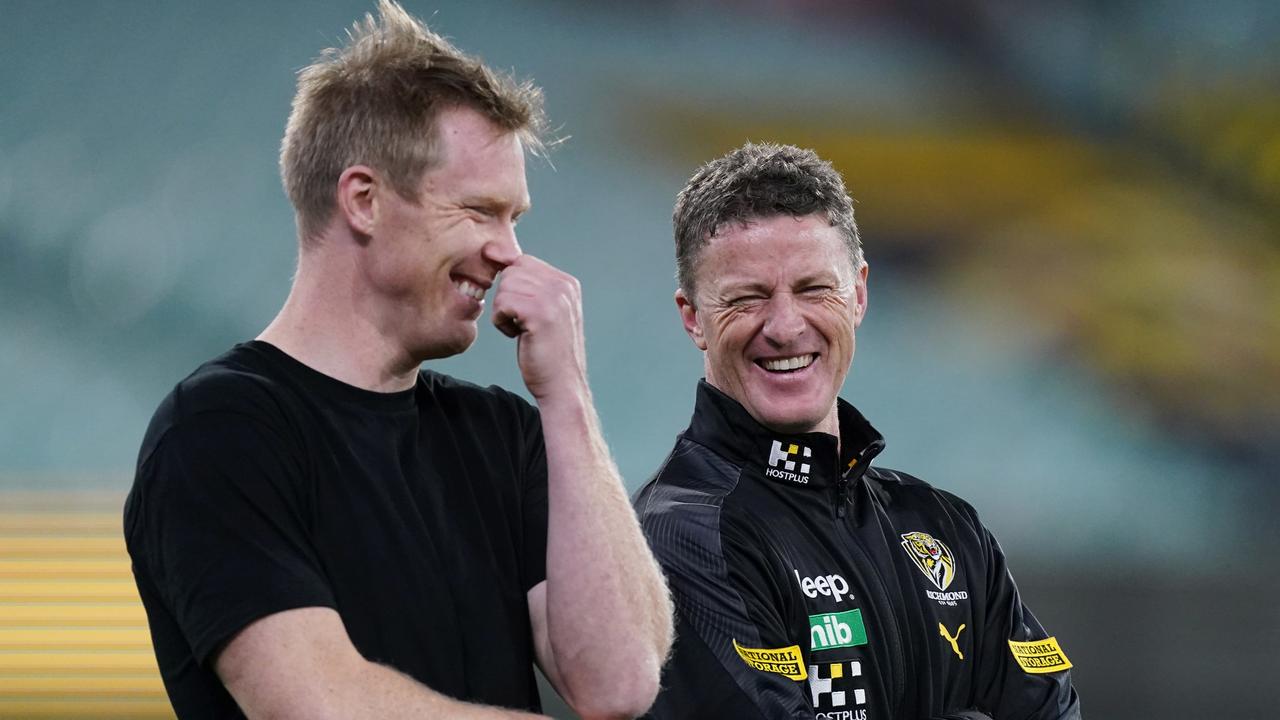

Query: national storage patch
left=733, top=639, right=808, bottom=680
left=1008, top=637, right=1072, bottom=674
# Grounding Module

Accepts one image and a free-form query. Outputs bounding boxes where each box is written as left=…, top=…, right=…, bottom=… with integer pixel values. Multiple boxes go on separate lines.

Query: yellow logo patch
left=1008, top=636, right=1072, bottom=674
left=939, top=622, right=966, bottom=660
left=733, top=639, right=808, bottom=680
left=900, top=531, right=957, bottom=591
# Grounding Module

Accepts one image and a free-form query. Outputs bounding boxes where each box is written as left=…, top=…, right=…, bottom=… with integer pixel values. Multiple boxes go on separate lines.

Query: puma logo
left=939, top=622, right=966, bottom=660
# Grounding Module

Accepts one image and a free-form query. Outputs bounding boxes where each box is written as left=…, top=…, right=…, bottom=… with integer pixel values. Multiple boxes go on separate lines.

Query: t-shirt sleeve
left=971, top=522, right=1082, bottom=720
left=641, top=499, right=813, bottom=719
left=516, top=398, right=549, bottom=592
left=126, top=410, right=336, bottom=667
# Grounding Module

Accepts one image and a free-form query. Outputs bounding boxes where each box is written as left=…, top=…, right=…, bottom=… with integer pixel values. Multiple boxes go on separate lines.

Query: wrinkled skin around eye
left=677, top=214, right=867, bottom=436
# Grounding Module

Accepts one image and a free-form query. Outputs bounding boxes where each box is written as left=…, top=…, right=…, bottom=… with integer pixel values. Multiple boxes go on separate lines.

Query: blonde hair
left=280, top=0, right=547, bottom=240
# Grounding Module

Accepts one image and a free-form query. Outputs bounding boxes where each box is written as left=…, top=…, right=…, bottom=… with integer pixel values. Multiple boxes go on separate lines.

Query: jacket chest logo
left=901, top=531, right=969, bottom=606
left=808, top=661, right=868, bottom=719
left=794, top=569, right=851, bottom=603
left=939, top=622, right=966, bottom=660
left=900, top=531, right=957, bottom=590
left=766, top=440, right=812, bottom=484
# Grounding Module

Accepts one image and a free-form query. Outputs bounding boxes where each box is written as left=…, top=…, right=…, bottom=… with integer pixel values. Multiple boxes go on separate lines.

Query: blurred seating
left=0, top=494, right=171, bottom=719
left=647, top=108, right=1280, bottom=460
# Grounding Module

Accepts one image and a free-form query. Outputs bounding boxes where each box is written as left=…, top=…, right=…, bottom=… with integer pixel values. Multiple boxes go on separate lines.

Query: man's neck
left=805, top=406, right=841, bottom=452
left=258, top=245, right=420, bottom=394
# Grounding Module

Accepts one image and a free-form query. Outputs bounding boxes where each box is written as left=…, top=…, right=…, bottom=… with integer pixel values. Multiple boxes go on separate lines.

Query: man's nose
left=481, top=226, right=522, bottom=269
left=761, top=293, right=806, bottom=345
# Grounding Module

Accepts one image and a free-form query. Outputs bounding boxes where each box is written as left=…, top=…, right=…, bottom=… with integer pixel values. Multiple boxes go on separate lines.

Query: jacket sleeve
left=971, top=520, right=1082, bottom=719
left=638, top=489, right=814, bottom=719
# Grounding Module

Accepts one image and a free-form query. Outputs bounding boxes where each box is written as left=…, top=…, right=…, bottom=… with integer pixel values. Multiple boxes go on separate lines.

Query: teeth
left=762, top=354, right=814, bottom=372
left=455, top=280, right=485, bottom=301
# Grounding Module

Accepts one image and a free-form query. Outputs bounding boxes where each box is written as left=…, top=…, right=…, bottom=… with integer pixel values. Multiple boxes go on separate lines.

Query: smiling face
left=362, top=105, right=530, bottom=361
left=677, top=214, right=868, bottom=436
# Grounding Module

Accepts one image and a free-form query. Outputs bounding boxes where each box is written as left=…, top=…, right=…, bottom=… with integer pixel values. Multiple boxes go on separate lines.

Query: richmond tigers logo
left=900, top=531, right=957, bottom=591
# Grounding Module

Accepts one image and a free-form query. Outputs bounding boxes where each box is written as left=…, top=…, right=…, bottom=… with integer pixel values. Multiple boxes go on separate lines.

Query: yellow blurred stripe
left=651, top=109, right=1110, bottom=234
left=0, top=581, right=140, bottom=603
left=0, top=503, right=175, bottom=718
left=0, top=604, right=147, bottom=628
left=0, top=628, right=152, bottom=651
left=0, top=675, right=165, bottom=696
left=0, top=560, right=132, bottom=581
left=0, top=538, right=126, bottom=559
left=0, top=514, right=120, bottom=536
left=0, top=652, right=158, bottom=674
left=0, top=698, right=174, bottom=718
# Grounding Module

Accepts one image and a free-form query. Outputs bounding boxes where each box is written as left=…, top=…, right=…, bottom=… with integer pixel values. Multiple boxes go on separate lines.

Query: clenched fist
left=490, top=254, right=589, bottom=402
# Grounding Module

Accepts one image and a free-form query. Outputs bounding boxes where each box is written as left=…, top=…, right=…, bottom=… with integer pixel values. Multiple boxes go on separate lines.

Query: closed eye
left=467, top=205, right=527, bottom=225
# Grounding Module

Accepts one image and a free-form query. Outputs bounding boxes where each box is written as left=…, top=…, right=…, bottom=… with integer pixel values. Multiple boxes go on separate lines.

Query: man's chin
left=738, top=385, right=831, bottom=432
left=414, top=327, right=477, bottom=362
left=749, top=406, right=830, bottom=436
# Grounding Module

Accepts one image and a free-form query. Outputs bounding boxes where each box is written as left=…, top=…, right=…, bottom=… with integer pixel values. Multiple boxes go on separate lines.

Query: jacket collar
left=683, top=379, right=885, bottom=490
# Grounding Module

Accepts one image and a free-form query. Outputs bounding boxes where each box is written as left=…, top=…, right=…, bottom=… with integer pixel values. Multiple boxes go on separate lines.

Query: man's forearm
left=218, top=608, right=549, bottom=720
left=538, top=390, right=674, bottom=718
left=233, top=656, right=548, bottom=720
left=351, top=662, right=549, bottom=720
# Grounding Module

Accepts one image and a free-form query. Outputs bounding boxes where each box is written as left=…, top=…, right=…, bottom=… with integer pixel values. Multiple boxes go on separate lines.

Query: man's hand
left=490, top=253, right=673, bottom=718
left=490, top=254, right=588, bottom=402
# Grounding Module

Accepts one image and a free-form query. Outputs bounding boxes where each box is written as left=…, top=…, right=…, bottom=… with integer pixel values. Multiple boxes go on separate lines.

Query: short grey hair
left=673, top=142, right=862, bottom=301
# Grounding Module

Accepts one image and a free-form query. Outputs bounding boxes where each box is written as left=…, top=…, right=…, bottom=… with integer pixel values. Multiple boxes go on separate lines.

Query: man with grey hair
left=124, top=2, right=671, bottom=718
left=634, top=142, right=1080, bottom=719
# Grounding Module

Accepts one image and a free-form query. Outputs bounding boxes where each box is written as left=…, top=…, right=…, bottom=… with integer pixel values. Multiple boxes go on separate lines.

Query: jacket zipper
left=834, top=464, right=907, bottom=714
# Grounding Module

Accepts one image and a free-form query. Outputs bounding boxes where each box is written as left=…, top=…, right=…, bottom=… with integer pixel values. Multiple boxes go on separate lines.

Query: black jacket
left=634, top=382, right=1081, bottom=720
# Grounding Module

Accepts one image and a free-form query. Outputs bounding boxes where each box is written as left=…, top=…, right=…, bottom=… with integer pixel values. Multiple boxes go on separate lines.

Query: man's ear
left=853, top=262, right=869, bottom=329
left=675, top=288, right=707, bottom=351
left=336, top=165, right=378, bottom=238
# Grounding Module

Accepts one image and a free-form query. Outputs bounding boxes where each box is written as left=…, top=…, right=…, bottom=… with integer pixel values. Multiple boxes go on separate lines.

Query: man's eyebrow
left=460, top=194, right=531, bottom=215
left=716, top=279, right=772, bottom=296
left=795, top=271, right=841, bottom=286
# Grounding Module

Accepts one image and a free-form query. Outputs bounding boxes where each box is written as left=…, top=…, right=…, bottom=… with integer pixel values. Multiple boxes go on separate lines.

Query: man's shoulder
left=633, top=437, right=784, bottom=559
left=419, top=369, right=531, bottom=407
left=417, top=369, right=539, bottom=429
left=633, top=436, right=744, bottom=519
left=865, top=465, right=983, bottom=527
left=155, top=344, right=294, bottom=424
left=633, top=437, right=773, bottom=572
left=139, top=344, right=299, bottom=457
left=167, top=340, right=299, bottom=415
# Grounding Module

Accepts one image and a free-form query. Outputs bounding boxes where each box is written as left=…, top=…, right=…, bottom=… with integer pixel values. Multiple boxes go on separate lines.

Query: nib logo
left=809, top=609, right=868, bottom=652
left=766, top=440, right=812, bottom=484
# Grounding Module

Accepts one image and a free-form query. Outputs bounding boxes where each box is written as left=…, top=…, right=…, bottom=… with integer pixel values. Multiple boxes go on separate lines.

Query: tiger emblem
left=900, top=531, right=956, bottom=591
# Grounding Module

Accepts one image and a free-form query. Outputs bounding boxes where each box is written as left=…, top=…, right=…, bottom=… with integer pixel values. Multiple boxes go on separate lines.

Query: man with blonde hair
left=124, top=2, right=671, bottom=718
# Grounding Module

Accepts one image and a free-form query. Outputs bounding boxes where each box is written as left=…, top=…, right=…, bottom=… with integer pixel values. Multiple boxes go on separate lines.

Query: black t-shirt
left=124, top=341, right=549, bottom=717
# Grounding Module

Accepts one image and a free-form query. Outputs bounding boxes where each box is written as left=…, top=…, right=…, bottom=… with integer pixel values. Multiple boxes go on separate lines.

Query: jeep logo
left=794, top=569, right=851, bottom=603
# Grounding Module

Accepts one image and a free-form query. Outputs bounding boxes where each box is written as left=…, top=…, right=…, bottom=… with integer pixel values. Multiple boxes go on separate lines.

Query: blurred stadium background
left=2, top=1, right=1278, bottom=717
